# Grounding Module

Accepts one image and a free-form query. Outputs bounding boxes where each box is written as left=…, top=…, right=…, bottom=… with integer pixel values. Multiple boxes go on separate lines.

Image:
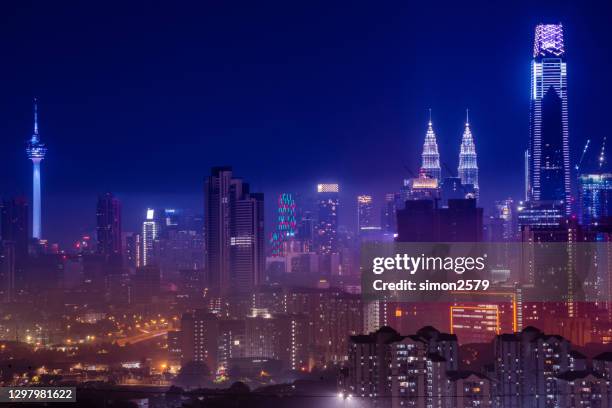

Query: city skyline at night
left=2, top=3, right=612, bottom=407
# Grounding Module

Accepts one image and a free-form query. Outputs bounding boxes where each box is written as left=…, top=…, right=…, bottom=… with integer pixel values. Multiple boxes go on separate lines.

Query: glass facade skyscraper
left=315, top=183, right=339, bottom=254
left=578, top=174, right=612, bottom=226
left=528, top=24, right=570, bottom=213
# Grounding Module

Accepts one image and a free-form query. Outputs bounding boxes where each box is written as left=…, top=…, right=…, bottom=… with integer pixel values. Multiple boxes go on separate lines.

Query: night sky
left=1, top=1, right=611, bottom=247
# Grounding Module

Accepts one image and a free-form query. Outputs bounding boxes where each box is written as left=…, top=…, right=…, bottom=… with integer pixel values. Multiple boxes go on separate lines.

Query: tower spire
left=33, top=97, right=39, bottom=136
left=465, top=108, right=469, bottom=125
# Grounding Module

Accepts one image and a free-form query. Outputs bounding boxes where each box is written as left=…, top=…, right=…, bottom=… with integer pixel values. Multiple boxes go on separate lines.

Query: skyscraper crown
left=533, top=24, right=565, bottom=58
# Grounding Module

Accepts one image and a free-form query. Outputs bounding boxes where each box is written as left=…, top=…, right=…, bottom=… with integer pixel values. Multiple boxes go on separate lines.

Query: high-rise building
left=142, top=208, right=158, bottom=266
left=397, top=199, right=483, bottom=242
left=315, top=183, right=339, bottom=254
left=578, top=174, right=612, bottom=226
left=421, top=112, right=441, bottom=182
left=357, top=195, right=375, bottom=234
left=25, top=99, right=47, bottom=239
left=205, top=167, right=237, bottom=294
left=125, top=232, right=142, bottom=268
left=270, top=193, right=297, bottom=257
left=205, top=167, right=264, bottom=295
left=528, top=24, right=570, bottom=213
left=458, top=110, right=479, bottom=196
left=1, top=197, right=29, bottom=258
left=342, top=326, right=460, bottom=408
left=231, top=192, right=265, bottom=292
left=96, top=193, right=122, bottom=263
left=381, top=193, right=399, bottom=237
left=493, top=326, right=573, bottom=408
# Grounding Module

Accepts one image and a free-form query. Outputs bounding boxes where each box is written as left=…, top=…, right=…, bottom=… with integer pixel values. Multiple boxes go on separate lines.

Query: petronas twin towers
left=420, top=110, right=479, bottom=193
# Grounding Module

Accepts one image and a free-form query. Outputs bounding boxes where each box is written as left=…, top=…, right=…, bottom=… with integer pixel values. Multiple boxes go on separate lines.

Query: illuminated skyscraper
left=205, top=167, right=264, bottom=294
left=528, top=24, right=570, bottom=212
left=578, top=174, right=612, bottom=226
left=357, top=195, right=374, bottom=234
left=270, top=193, right=297, bottom=257
left=96, top=193, right=122, bottom=263
left=25, top=99, right=47, bottom=239
left=142, top=208, right=158, bottom=266
left=315, top=183, right=339, bottom=254
left=458, top=110, right=479, bottom=195
left=421, top=111, right=441, bottom=182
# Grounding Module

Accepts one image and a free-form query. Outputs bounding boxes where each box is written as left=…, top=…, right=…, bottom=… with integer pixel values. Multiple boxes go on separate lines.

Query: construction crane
left=575, top=139, right=590, bottom=174
left=599, top=136, right=607, bottom=170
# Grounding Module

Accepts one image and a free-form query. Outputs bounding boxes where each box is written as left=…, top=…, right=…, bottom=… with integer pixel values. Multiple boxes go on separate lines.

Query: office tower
left=270, top=193, right=297, bottom=257
left=421, top=112, right=442, bottom=182
left=315, top=183, right=339, bottom=254
left=205, top=167, right=236, bottom=294
left=151, top=210, right=205, bottom=280
left=231, top=192, right=265, bottom=292
left=205, top=167, right=264, bottom=295
left=578, top=174, right=612, bottom=226
left=142, top=208, right=158, bottom=266
left=528, top=24, right=570, bottom=213
left=396, top=199, right=483, bottom=242
left=357, top=195, right=374, bottom=234
left=25, top=99, right=47, bottom=239
left=96, top=193, right=122, bottom=263
left=296, top=210, right=314, bottom=251
left=458, top=110, right=479, bottom=196
left=517, top=200, right=564, bottom=228
left=1, top=197, right=29, bottom=258
left=495, top=198, right=517, bottom=241
left=381, top=193, right=399, bottom=237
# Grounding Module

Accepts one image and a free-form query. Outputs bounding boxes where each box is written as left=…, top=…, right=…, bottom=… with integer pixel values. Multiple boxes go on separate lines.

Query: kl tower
left=26, top=98, right=47, bottom=239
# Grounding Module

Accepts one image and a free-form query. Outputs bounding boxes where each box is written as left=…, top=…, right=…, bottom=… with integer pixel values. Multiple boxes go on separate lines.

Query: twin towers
left=421, top=109, right=479, bottom=193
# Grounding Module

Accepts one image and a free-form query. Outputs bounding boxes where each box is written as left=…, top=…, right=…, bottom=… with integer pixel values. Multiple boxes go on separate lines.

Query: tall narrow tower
left=528, top=24, right=570, bottom=213
left=421, top=110, right=441, bottom=182
left=458, top=109, right=479, bottom=195
left=25, top=98, right=47, bottom=239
